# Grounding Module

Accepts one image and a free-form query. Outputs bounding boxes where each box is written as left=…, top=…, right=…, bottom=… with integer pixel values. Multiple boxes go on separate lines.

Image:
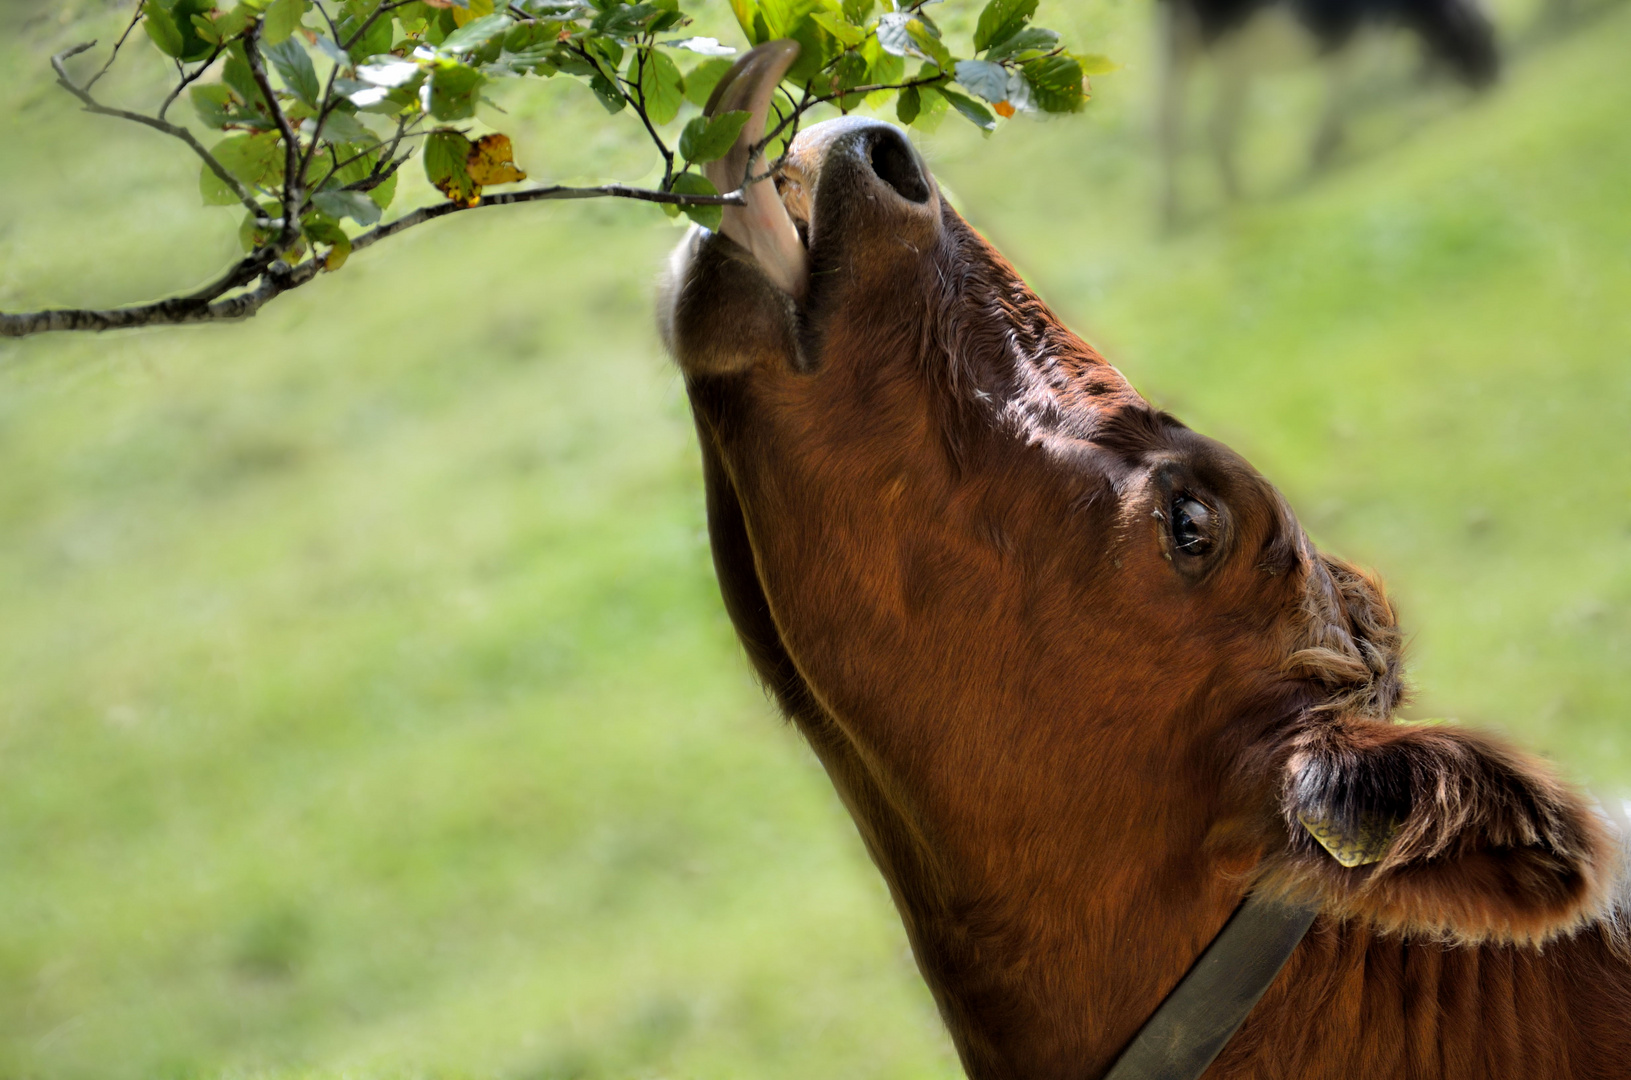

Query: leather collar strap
left=1100, top=895, right=1319, bottom=1080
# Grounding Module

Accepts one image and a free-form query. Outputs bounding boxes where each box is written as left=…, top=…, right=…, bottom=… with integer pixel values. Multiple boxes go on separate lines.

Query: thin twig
left=158, top=42, right=227, bottom=121
left=624, top=43, right=676, bottom=189
left=313, top=0, right=343, bottom=41
left=752, top=73, right=946, bottom=161
left=297, top=53, right=347, bottom=200
left=747, top=82, right=811, bottom=188
left=51, top=43, right=270, bottom=224
left=309, top=125, right=427, bottom=193
left=340, top=0, right=418, bottom=53
left=85, top=0, right=144, bottom=90
left=343, top=152, right=409, bottom=194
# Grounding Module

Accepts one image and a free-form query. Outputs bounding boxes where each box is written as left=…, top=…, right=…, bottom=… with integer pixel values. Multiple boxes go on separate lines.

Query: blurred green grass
left=1, top=1, right=1628, bottom=1078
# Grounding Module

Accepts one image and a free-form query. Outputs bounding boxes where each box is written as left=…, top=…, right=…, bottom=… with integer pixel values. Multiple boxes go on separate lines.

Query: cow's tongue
left=703, top=40, right=808, bottom=301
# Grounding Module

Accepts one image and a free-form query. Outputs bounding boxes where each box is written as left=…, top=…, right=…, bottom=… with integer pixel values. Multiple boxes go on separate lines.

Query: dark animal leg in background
left=1311, top=45, right=1358, bottom=171
left=1208, top=39, right=1249, bottom=202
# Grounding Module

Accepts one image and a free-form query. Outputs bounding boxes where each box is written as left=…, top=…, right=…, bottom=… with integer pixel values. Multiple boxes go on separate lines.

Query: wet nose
left=789, top=117, right=933, bottom=206
left=861, top=123, right=931, bottom=203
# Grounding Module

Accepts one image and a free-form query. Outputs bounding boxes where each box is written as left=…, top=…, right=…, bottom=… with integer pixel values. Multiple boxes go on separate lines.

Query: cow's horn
left=703, top=40, right=808, bottom=300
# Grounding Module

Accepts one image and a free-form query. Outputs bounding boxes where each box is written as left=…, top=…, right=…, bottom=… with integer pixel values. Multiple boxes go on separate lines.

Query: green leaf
left=168, top=0, right=218, bottom=60
left=223, top=46, right=271, bottom=113
left=678, top=109, right=750, bottom=164
left=191, top=84, right=238, bottom=128
left=201, top=130, right=284, bottom=204
left=325, top=140, right=399, bottom=210
left=311, top=33, right=350, bottom=67
left=340, top=7, right=396, bottom=60
left=142, top=0, right=185, bottom=57
left=582, top=34, right=624, bottom=75
left=440, top=12, right=511, bottom=53
left=423, top=129, right=480, bottom=204
left=314, top=108, right=373, bottom=143
left=1022, top=53, right=1085, bottom=113
left=727, top=0, right=767, bottom=45
left=1075, top=53, right=1119, bottom=76
left=905, top=19, right=952, bottom=73
left=593, top=2, right=660, bottom=37
left=427, top=60, right=485, bottom=120
left=190, top=13, right=222, bottom=46
left=637, top=48, right=684, bottom=126
left=211, top=5, right=255, bottom=40
left=953, top=59, right=1007, bottom=104
left=840, top=0, right=874, bottom=22
left=683, top=57, right=734, bottom=107
left=649, top=0, right=685, bottom=35
left=973, top=0, right=1037, bottom=53
left=809, top=12, right=862, bottom=48
left=895, top=84, right=919, bottom=125
left=938, top=86, right=996, bottom=131
left=910, top=83, right=949, bottom=131
left=875, top=11, right=909, bottom=56
left=862, top=37, right=904, bottom=102
left=239, top=200, right=281, bottom=251
left=368, top=169, right=398, bottom=210
left=265, top=37, right=320, bottom=107
left=312, top=188, right=382, bottom=225
left=301, top=211, right=351, bottom=268
left=668, top=172, right=722, bottom=230
left=262, top=0, right=306, bottom=45
left=785, top=8, right=841, bottom=84
left=589, top=71, right=626, bottom=113
left=829, top=50, right=869, bottom=111
left=984, top=26, right=1058, bottom=62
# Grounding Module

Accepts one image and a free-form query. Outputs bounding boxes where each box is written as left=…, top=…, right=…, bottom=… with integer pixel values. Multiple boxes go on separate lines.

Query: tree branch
left=0, top=261, right=318, bottom=338
left=1, top=183, right=746, bottom=339
left=51, top=43, right=270, bottom=224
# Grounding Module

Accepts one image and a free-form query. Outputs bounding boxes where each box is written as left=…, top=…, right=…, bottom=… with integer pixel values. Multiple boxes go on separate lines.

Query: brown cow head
left=661, top=40, right=1616, bottom=1075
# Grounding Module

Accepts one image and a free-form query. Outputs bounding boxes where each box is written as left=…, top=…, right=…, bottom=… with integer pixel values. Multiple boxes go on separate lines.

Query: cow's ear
left=1258, top=716, right=1618, bottom=944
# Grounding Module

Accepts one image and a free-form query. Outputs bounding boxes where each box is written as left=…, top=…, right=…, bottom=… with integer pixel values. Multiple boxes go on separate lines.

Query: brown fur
left=660, top=115, right=1631, bottom=1079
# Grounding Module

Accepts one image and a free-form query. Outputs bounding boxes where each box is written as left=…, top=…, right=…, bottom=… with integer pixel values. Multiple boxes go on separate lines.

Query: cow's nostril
left=867, top=130, right=930, bottom=205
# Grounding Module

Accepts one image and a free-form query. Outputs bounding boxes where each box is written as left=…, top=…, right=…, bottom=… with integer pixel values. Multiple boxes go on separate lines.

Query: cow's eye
left=1170, top=496, right=1216, bottom=557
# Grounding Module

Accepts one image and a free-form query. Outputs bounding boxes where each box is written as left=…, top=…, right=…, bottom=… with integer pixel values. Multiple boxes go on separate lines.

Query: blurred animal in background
left=1157, top=0, right=1500, bottom=228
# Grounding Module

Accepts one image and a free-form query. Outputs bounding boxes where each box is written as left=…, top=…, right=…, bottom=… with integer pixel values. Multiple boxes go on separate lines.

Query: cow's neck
left=813, top=706, right=1631, bottom=1080
left=793, top=694, right=1254, bottom=1080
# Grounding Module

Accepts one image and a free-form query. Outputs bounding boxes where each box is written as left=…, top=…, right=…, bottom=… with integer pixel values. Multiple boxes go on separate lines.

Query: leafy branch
left=3, top=0, right=1111, bottom=339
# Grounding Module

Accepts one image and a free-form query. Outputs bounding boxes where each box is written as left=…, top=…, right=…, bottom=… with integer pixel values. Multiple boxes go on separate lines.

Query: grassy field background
left=2, top=1, right=1628, bottom=1078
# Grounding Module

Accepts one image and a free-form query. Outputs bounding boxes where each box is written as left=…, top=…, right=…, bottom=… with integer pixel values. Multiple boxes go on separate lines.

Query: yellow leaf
left=323, top=234, right=352, bottom=271
left=452, top=0, right=495, bottom=27
left=993, top=100, right=1016, bottom=119
left=466, top=133, right=527, bottom=186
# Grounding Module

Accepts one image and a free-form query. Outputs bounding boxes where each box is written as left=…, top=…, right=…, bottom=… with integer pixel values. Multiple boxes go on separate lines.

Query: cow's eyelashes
left=1170, top=495, right=1217, bottom=558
